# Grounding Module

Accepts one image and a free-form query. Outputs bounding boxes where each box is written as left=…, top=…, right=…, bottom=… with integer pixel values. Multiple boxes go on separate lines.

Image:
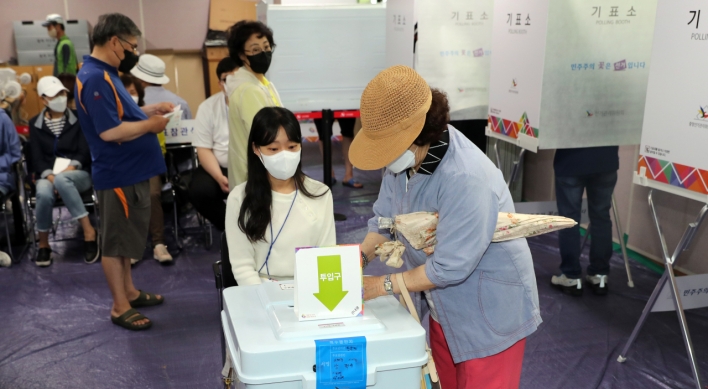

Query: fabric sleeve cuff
left=425, top=263, right=445, bottom=288
left=70, top=160, right=82, bottom=170
left=40, top=169, right=53, bottom=179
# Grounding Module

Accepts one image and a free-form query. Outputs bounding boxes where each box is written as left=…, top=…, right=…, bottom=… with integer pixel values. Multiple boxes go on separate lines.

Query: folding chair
left=21, top=156, right=100, bottom=254
left=166, top=144, right=213, bottom=250
left=0, top=190, right=14, bottom=260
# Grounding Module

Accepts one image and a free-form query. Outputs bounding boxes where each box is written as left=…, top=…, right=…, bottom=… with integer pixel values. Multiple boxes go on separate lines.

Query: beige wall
left=521, top=145, right=708, bottom=275
left=148, top=51, right=206, bottom=117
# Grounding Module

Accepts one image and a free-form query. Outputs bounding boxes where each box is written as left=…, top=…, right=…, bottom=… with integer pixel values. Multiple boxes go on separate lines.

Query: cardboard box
left=209, top=0, right=258, bottom=31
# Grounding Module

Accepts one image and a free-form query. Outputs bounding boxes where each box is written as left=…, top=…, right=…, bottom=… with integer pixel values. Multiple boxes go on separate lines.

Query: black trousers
left=188, top=165, right=228, bottom=231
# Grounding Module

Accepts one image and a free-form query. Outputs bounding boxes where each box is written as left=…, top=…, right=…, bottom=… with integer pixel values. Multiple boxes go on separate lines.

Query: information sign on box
left=294, top=245, right=363, bottom=322
left=488, top=0, right=657, bottom=151
left=635, top=0, right=708, bottom=201
left=164, top=119, right=195, bottom=144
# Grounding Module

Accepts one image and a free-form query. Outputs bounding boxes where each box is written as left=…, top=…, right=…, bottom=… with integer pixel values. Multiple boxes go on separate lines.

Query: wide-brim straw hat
left=349, top=65, right=432, bottom=171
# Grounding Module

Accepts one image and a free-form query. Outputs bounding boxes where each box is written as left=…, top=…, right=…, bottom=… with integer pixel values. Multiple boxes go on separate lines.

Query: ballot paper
left=52, top=157, right=71, bottom=174
left=163, top=104, right=182, bottom=130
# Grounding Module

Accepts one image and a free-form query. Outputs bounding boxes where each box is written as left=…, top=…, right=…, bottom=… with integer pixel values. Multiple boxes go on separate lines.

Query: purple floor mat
left=1, top=143, right=706, bottom=388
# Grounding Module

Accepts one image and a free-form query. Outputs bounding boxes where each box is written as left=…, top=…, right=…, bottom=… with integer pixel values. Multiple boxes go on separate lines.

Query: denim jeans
left=35, top=170, right=92, bottom=232
left=555, top=171, right=617, bottom=278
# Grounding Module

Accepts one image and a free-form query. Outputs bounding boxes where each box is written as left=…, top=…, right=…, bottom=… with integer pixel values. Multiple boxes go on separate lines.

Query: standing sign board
left=164, top=119, right=196, bottom=144
left=487, top=0, right=657, bottom=152
left=635, top=0, right=708, bottom=203
left=294, top=245, right=363, bottom=321
left=416, top=0, right=494, bottom=120
left=259, top=3, right=386, bottom=112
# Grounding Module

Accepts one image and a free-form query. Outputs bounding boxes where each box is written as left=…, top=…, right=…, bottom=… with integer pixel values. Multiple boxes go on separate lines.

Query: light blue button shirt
left=369, top=126, right=542, bottom=363
left=144, top=86, right=193, bottom=120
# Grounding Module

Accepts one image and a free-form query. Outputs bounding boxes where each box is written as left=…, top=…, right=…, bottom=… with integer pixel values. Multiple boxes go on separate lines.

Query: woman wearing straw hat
left=353, top=66, right=541, bottom=389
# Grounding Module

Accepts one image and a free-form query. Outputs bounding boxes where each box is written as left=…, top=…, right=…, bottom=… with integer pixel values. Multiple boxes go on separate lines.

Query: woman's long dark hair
left=238, top=107, right=327, bottom=242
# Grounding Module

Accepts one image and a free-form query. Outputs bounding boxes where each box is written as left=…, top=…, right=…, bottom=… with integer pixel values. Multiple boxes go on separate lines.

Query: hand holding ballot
left=162, top=104, right=182, bottom=130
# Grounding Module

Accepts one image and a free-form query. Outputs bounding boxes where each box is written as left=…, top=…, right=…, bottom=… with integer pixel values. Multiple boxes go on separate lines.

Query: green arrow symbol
left=313, top=255, right=349, bottom=311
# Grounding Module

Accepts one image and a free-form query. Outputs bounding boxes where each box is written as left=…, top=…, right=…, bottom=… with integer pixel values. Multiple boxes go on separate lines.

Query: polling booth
left=482, top=0, right=660, bottom=286
left=619, top=2, right=708, bottom=387
left=385, top=0, right=522, bottom=196
left=221, top=245, right=429, bottom=388
left=486, top=0, right=657, bottom=152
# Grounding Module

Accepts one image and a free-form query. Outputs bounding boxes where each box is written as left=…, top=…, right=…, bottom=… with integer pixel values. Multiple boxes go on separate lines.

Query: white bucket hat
left=130, top=54, right=170, bottom=85
left=37, top=76, right=68, bottom=97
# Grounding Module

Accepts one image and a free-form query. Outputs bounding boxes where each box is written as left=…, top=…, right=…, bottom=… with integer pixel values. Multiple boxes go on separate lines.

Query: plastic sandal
left=129, top=290, right=164, bottom=308
left=111, top=308, right=152, bottom=331
left=342, top=178, right=364, bottom=189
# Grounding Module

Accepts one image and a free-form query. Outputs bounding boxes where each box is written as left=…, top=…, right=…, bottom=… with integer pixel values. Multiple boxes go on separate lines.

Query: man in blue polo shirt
left=76, top=13, right=174, bottom=331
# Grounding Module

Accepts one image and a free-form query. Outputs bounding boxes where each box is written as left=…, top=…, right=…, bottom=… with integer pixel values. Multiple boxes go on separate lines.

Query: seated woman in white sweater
left=225, top=106, right=336, bottom=285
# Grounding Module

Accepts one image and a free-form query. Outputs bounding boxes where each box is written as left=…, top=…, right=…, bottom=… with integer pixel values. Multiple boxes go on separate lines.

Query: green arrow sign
left=314, top=255, right=349, bottom=311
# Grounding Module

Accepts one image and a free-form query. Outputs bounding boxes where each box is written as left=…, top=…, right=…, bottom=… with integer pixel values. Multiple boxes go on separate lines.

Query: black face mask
left=117, top=49, right=139, bottom=74
left=246, top=51, right=273, bottom=74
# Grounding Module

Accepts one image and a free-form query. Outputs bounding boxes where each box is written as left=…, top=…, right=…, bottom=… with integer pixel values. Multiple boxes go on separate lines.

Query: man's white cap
left=42, top=14, right=65, bottom=27
left=37, top=76, right=68, bottom=97
left=130, top=54, right=170, bottom=85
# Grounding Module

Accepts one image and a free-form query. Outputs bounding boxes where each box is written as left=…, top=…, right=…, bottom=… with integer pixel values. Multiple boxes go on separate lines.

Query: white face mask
left=48, top=28, right=57, bottom=38
left=259, top=149, right=301, bottom=180
left=131, top=95, right=140, bottom=104
left=387, top=146, right=418, bottom=174
left=46, top=95, right=67, bottom=113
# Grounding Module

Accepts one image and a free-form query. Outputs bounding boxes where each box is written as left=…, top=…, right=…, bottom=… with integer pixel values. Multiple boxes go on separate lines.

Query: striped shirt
left=46, top=116, right=66, bottom=137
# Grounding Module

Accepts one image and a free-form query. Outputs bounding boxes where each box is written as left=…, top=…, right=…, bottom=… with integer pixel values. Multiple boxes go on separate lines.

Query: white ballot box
left=222, top=281, right=427, bottom=389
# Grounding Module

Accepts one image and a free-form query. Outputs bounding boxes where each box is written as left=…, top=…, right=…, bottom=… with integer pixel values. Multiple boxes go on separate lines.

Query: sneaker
left=153, top=244, right=173, bottom=263
left=551, top=274, right=583, bottom=296
left=36, top=248, right=53, bottom=267
left=84, top=240, right=100, bottom=264
left=586, top=274, right=609, bottom=295
left=0, top=251, right=10, bottom=267
left=130, top=258, right=140, bottom=265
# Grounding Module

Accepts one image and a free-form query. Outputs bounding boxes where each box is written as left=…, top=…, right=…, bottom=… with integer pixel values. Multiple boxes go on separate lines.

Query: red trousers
left=429, top=317, right=526, bottom=389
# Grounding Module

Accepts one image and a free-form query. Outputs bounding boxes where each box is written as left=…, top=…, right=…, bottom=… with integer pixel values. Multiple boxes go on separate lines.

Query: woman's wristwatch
left=383, top=274, right=394, bottom=295
left=361, top=251, right=370, bottom=268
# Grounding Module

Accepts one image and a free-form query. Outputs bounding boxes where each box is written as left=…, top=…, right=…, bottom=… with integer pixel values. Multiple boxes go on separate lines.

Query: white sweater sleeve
left=318, top=189, right=337, bottom=247
left=225, top=189, right=262, bottom=286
